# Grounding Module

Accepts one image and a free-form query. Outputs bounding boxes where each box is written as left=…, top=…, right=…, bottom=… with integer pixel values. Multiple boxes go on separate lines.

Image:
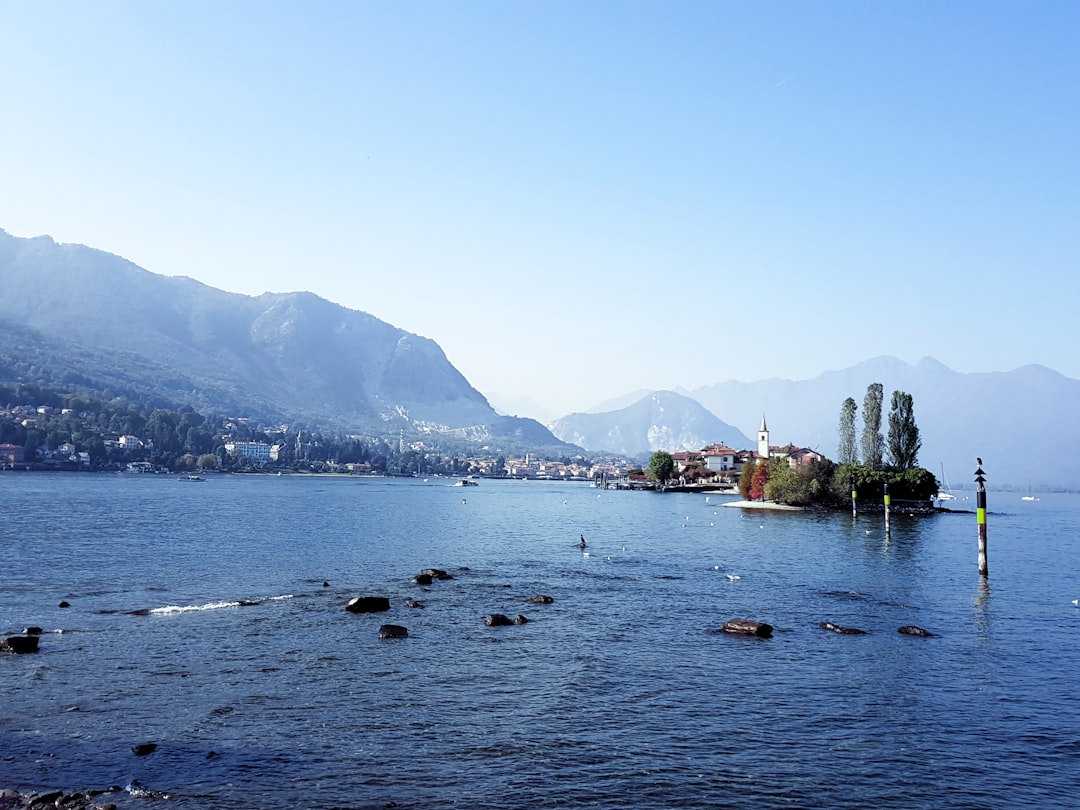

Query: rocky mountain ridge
left=0, top=229, right=569, bottom=454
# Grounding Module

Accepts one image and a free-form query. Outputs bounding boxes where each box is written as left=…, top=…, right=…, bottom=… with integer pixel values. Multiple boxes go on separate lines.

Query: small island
left=641, top=384, right=940, bottom=512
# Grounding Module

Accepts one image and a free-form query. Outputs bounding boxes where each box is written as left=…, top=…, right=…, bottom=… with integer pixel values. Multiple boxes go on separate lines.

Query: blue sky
left=2, top=2, right=1077, bottom=419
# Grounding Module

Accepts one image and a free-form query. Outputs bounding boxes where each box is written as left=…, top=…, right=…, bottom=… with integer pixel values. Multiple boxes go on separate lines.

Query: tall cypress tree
left=887, top=390, right=922, bottom=469
left=838, top=397, right=858, bottom=464
left=861, top=383, right=884, bottom=470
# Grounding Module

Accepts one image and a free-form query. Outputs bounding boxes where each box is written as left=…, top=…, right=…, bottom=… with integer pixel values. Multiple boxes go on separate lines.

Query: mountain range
left=551, top=356, right=1078, bottom=490
left=687, top=356, right=1079, bottom=492
left=0, top=229, right=570, bottom=455
left=2, top=228, right=1075, bottom=489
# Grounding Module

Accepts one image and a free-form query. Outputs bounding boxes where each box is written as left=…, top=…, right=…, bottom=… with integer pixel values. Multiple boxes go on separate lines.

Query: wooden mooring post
left=975, top=460, right=988, bottom=577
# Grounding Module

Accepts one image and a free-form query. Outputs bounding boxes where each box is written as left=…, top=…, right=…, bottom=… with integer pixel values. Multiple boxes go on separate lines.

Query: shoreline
left=721, top=499, right=806, bottom=511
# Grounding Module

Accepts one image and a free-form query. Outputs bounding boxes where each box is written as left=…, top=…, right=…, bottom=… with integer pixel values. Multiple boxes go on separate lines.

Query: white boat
left=934, top=464, right=956, bottom=501
left=452, top=479, right=478, bottom=487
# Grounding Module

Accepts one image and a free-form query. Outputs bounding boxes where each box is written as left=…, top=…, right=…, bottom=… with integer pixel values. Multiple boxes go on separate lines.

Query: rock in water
left=898, top=625, right=933, bottom=637
left=1, top=635, right=40, bottom=654
left=421, top=568, right=453, bottom=580
left=377, top=624, right=408, bottom=639
left=484, top=614, right=514, bottom=626
left=820, top=621, right=867, bottom=635
left=718, top=618, right=773, bottom=638
left=345, top=596, right=391, bottom=613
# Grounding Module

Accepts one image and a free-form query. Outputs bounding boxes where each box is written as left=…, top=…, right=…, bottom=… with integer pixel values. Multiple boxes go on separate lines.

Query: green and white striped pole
left=975, top=460, right=988, bottom=577
left=883, top=481, right=890, bottom=537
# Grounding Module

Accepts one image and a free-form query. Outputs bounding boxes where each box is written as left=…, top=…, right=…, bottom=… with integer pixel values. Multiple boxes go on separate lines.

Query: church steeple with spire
left=757, top=414, right=770, bottom=459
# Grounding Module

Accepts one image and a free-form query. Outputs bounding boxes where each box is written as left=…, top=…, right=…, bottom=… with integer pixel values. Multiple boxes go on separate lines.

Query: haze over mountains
left=687, top=357, right=1079, bottom=492
left=549, top=391, right=754, bottom=458
left=544, top=357, right=1078, bottom=491
left=2, top=228, right=1075, bottom=489
left=0, top=229, right=568, bottom=454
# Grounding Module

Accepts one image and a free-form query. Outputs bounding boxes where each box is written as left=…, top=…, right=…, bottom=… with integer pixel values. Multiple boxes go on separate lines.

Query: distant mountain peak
left=550, top=389, right=753, bottom=458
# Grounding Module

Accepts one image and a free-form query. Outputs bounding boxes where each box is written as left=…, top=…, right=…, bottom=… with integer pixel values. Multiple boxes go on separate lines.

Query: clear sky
left=2, top=2, right=1077, bottom=420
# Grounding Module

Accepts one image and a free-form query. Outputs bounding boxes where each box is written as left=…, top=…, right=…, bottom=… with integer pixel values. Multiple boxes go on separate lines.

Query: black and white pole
left=975, top=460, right=988, bottom=577
left=883, top=481, right=891, bottom=537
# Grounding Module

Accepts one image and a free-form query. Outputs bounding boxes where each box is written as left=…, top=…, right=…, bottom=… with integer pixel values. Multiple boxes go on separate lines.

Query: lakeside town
left=1, top=399, right=829, bottom=495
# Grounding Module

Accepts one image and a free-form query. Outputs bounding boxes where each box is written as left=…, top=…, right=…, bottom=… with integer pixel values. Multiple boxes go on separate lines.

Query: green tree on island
left=763, top=456, right=802, bottom=503
left=861, top=383, right=884, bottom=469
left=837, top=397, right=858, bottom=464
left=828, top=385, right=934, bottom=503
left=886, top=390, right=922, bottom=470
left=647, top=450, right=675, bottom=487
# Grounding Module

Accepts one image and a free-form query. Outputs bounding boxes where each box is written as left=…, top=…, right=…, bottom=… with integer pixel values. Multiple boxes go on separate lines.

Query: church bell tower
left=757, top=415, right=770, bottom=460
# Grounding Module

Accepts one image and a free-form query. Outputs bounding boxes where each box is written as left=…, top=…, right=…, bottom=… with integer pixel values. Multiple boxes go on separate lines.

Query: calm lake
left=2, top=472, right=1078, bottom=808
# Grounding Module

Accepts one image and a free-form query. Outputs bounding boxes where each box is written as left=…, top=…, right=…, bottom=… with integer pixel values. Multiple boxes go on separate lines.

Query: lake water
left=2, top=473, right=1079, bottom=808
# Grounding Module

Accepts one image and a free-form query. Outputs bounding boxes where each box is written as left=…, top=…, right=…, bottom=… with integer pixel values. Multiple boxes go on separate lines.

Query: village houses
left=672, top=415, right=824, bottom=483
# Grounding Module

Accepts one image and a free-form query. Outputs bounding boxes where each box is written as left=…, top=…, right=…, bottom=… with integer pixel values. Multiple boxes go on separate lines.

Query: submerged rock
left=377, top=624, right=409, bottom=639
left=345, top=596, right=391, bottom=613
left=898, top=625, right=933, bottom=637
left=717, top=619, right=773, bottom=638
left=421, top=568, right=453, bottom=580
left=526, top=594, right=554, bottom=604
left=820, top=621, right=867, bottom=635
left=484, top=614, right=514, bottom=626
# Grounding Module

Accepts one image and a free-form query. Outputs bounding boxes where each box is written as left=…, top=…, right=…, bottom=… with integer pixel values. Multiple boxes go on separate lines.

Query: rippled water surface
left=2, top=473, right=1079, bottom=808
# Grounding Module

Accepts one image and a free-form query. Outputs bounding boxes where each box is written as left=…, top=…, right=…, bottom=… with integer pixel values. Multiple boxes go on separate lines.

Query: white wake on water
left=145, top=594, right=295, bottom=615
